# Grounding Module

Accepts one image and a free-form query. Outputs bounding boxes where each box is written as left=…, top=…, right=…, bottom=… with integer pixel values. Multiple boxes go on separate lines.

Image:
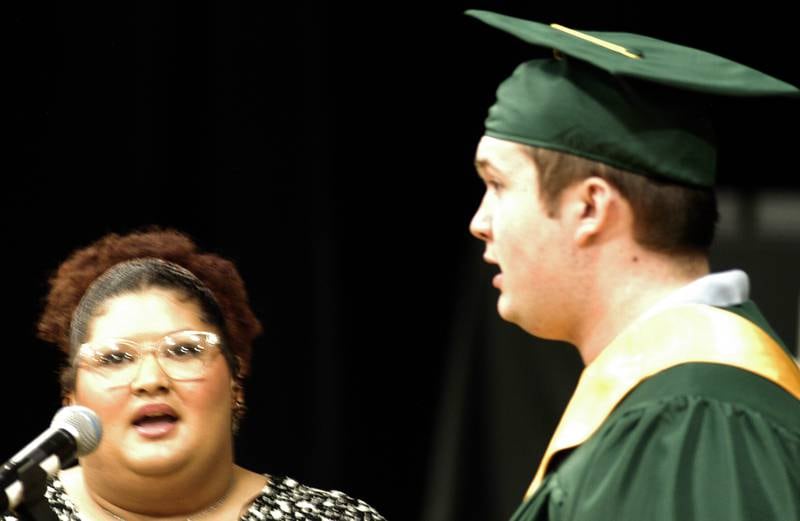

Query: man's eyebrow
left=474, top=158, right=490, bottom=170
left=474, top=158, right=504, bottom=180
left=474, top=157, right=499, bottom=176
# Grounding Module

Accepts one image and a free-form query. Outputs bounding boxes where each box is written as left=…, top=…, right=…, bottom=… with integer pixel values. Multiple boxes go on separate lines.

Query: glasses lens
left=87, top=341, right=140, bottom=385
left=158, top=332, right=214, bottom=379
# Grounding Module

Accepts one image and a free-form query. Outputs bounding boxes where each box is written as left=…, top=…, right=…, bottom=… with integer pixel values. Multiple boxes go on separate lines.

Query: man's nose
left=470, top=198, right=492, bottom=241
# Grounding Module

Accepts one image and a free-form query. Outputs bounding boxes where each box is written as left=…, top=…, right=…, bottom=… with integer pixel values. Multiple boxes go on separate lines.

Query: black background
left=6, top=2, right=799, bottom=520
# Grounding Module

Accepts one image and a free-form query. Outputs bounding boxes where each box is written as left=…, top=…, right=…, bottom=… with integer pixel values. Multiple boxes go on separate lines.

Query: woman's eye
left=96, top=351, right=135, bottom=366
left=166, top=344, right=205, bottom=358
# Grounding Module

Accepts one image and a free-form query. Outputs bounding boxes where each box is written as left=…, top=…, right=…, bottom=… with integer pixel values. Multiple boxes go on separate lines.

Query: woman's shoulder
left=2, top=476, right=79, bottom=521
left=3, top=472, right=386, bottom=521
left=244, top=475, right=385, bottom=521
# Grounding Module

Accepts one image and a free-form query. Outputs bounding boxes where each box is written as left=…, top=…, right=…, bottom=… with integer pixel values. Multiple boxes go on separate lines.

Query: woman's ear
left=231, top=379, right=247, bottom=433
left=63, top=393, right=76, bottom=407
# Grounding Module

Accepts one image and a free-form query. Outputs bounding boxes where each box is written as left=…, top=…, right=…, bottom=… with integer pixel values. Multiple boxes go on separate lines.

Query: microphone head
left=51, top=405, right=103, bottom=456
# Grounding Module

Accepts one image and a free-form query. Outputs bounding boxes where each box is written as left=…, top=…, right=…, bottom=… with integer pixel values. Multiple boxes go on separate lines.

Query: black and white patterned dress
left=3, top=475, right=385, bottom=521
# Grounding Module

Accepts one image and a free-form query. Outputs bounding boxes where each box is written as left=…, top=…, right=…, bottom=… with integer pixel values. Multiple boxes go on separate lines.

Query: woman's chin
left=123, top=448, right=191, bottom=476
left=121, top=430, right=192, bottom=475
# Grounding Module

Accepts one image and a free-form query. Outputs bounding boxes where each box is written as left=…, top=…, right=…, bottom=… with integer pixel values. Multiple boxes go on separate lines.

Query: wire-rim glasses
left=76, top=330, right=222, bottom=386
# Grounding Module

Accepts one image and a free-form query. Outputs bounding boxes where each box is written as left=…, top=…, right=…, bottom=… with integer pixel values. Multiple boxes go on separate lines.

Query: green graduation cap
left=467, top=10, right=800, bottom=187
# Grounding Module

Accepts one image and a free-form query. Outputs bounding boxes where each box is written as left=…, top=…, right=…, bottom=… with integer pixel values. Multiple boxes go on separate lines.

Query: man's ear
left=569, top=177, right=616, bottom=247
left=63, top=393, right=76, bottom=407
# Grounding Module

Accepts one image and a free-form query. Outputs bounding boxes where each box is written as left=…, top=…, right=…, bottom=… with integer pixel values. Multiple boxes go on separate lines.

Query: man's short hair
left=525, top=146, right=718, bottom=254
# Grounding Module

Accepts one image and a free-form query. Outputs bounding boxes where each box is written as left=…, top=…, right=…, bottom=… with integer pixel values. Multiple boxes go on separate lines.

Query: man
left=467, top=10, right=800, bottom=521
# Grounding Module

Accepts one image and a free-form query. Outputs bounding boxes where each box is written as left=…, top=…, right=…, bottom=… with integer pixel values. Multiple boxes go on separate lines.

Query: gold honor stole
left=525, top=303, right=800, bottom=500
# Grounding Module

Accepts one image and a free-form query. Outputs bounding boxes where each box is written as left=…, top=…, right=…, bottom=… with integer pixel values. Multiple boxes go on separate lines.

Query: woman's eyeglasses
left=76, top=330, right=222, bottom=386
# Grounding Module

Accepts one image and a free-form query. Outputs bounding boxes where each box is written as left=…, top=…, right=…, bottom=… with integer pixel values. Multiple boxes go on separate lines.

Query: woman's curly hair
left=38, top=228, right=263, bottom=387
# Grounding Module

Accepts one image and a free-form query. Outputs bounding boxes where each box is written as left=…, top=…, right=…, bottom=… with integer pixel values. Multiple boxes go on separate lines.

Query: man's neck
left=573, top=251, right=710, bottom=365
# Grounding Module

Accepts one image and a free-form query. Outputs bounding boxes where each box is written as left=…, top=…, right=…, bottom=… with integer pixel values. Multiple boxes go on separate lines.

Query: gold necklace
left=95, top=484, right=231, bottom=521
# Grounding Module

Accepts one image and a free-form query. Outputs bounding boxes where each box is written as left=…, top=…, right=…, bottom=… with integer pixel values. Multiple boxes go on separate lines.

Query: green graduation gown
left=512, top=303, right=800, bottom=521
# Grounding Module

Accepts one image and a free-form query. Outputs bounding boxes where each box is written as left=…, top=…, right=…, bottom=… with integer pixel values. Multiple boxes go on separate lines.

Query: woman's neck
left=61, top=462, right=236, bottom=520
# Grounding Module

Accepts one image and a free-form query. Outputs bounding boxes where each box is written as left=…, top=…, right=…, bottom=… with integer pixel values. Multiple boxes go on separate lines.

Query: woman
left=4, top=229, right=384, bottom=521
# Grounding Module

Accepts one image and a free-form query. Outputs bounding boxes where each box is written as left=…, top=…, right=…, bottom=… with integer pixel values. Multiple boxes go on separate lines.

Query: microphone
left=1, top=405, right=102, bottom=512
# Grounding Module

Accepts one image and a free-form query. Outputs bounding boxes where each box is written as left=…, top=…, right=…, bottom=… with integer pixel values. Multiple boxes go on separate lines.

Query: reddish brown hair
left=38, top=228, right=263, bottom=388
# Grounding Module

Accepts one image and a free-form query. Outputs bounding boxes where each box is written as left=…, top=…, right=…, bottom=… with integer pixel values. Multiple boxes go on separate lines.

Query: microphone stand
left=9, top=460, right=57, bottom=521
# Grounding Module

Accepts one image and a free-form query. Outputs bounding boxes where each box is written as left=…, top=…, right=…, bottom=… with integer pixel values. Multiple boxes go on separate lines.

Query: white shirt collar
left=640, top=270, right=750, bottom=322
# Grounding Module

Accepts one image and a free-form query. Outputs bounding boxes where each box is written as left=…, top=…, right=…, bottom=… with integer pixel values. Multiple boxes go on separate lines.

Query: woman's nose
left=130, top=352, right=171, bottom=395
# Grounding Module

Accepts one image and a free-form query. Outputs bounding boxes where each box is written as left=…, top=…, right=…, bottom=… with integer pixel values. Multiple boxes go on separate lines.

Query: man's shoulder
left=722, top=299, right=791, bottom=353
left=618, top=362, right=800, bottom=433
left=540, top=362, right=800, bottom=521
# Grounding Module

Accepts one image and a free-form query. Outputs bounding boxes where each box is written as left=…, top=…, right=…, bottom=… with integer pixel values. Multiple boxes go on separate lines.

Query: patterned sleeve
left=245, top=476, right=386, bottom=521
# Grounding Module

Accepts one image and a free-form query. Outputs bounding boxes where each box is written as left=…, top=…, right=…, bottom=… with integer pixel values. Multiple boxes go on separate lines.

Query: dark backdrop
left=6, top=2, right=799, bottom=520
